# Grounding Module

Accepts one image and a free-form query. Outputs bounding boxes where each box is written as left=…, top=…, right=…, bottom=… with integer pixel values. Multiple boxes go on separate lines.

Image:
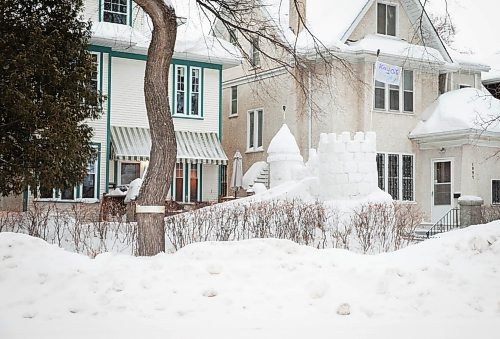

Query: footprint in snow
left=202, top=288, right=218, bottom=297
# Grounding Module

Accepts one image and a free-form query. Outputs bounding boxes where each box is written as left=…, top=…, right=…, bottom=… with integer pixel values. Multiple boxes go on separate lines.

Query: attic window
left=377, top=3, right=396, bottom=36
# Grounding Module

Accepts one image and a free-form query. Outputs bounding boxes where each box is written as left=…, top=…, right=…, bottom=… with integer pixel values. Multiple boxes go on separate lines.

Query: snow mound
left=242, top=161, right=268, bottom=190
left=410, top=88, right=500, bottom=136
left=1, top=221, right=499, bottom=338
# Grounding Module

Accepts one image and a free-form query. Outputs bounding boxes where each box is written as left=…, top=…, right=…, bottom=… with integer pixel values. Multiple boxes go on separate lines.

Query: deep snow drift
left=1, top=222, right=499, bottom=339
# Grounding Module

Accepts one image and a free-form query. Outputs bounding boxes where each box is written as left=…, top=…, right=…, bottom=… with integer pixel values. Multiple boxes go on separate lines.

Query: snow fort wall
left=314, top=131, right=378, bottom=200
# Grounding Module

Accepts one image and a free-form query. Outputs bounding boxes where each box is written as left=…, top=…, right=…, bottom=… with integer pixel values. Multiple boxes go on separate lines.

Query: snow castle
left=267, top=125, right=378, bottom=200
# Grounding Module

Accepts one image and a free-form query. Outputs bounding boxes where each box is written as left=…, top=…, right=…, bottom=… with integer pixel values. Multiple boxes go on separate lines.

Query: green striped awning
left=110, top=126, right=228, bottom=165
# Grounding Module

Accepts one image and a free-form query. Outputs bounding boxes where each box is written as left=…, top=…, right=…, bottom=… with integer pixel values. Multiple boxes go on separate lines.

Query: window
left=374, top=69, right=413, bottom=113
left=82, top=161, right=97, bottom=199
left=90, top=53, right=99, bottom=93
left=247, top=109, right=263, bottom=151
left=175, top=65, right=187, bottom=115
left=250, top=37, right=260, bottom=67
left=459, top=84, right=472, bottom=89
left=190, top=67, right=201, bottom=116
left=220, top=165, right=228, bottom=197
left=189, top=164, right=199, bottom=202
left=120, top=162, right=140, bottom=185
left=492, top=180, right=500, bottom=205
left=377, top=3, right=396, bottom=36
left=376, top=153, right=414, bottom=201
left=103, top=0, right=128, bottom=25
left=230, top=86, right=238, bottom=115
left=229, top=28, right=237, bottom=45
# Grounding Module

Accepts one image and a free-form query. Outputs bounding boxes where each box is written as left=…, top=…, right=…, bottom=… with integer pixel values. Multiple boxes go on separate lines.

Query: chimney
left=289, top=0, right=306, bottom=34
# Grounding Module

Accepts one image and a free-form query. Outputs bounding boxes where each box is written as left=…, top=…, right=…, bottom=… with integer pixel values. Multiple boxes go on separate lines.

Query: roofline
left=340, top=0, right=373, bottom=43
left=409, top=128, right=500, bottom=140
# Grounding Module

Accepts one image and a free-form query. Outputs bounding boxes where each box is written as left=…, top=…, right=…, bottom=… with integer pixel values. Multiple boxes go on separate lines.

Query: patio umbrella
left=231, top=150, right=243, bottom=198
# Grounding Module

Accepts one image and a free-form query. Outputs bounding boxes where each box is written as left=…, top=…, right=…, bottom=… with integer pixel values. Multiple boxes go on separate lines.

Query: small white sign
left=374, top=61, right=402, bottom=86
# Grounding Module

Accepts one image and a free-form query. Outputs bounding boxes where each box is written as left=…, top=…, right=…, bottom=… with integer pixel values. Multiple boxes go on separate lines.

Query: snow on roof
left=446, top=48, right=491, bottom=72
left=346, top=34, right=445, bottom=64
left=91, top=21, right=150, bottom=51
left=262, top=0, right=370, bottom=52
left=267, top=124, right=301, bottom=155
left=482, top=51, right=500, bottom=83
left=410, top=88, right=500, bottom=137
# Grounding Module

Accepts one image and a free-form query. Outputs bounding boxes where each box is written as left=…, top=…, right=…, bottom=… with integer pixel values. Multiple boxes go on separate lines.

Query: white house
left=217, top=0, right=500, bottom=223
left=9, top=0, right=240, bottom=210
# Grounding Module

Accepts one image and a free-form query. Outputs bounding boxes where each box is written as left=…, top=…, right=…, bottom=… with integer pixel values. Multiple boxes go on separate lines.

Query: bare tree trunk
left=133, top=0, right=177, bottom=256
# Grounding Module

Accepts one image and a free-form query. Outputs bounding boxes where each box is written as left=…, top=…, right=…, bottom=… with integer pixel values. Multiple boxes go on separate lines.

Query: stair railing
left=426, top=207, right=460, bottom=238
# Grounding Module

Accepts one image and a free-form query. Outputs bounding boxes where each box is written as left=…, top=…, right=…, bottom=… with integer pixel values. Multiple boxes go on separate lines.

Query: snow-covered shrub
left=481, top=205, right=500, bottom=223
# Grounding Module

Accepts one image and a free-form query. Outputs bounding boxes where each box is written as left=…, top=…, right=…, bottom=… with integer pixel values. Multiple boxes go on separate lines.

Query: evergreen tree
left=0, top=0, right=101, bottom=197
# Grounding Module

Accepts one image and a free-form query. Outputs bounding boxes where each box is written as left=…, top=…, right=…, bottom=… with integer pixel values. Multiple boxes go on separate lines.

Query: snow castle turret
left=267, top=124, right=304, bottom=188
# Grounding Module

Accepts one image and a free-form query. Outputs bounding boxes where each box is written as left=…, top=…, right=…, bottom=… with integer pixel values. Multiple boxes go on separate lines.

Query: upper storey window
left=377, top=3, right=396, bottom=36
left=104, top=0, right=128, bottom=25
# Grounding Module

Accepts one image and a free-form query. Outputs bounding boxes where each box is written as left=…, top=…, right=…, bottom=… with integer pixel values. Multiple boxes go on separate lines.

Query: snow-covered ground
left=1, top=221, right=499, bottom=339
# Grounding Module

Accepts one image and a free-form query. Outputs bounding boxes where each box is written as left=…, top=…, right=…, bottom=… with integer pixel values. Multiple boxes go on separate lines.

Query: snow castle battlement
left=310, top=131, right=378, bottom=200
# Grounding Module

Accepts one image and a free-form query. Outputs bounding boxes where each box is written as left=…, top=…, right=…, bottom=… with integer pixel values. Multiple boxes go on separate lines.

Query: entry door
left=431, top=160, right=452, bottom=223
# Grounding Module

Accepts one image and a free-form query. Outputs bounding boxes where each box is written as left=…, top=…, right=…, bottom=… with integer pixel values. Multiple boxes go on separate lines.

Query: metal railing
left=426, top=207, right=460, bottom=238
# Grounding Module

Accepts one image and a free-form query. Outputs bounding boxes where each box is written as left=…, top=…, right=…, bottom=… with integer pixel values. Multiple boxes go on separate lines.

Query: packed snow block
left=332, top=140, right=346, bottom=153
left=340, top=132, right=351, bottom=142
left=361, top=140, right=376, bottom=153
left=346, top=140, right=361, bottom=153
left=348, top=173, right=363, bottom=184
left=343, top=161, right=358, bottom=173
left=335, top=173, right=349, bottom=184
left=354, top=132, right=365, bottom=141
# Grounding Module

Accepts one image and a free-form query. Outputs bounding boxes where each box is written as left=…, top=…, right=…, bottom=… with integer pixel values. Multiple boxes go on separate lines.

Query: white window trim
left=190, top=67, right=202, bottom=116
left=246, top=108, right=264, bottom=153
left=171, top=163, right=201, bottom=203
left=374, top=67, right=414, bottom=114
left=377, top=152, right=415, bottom=202
left=79, top=158, right=99, bottom=201
left=174, top=65, right=188, bottom=116
left=250, top=37, right=261, bottom=68
left=102, top=0, right=130, bottom=25
left=91, top=52, right=100, bottom=93
left=229, top=86, right=238, bottom=117
left=376, top=1, right=399, bottom=37
left=492, top=179, right=500, bottom=205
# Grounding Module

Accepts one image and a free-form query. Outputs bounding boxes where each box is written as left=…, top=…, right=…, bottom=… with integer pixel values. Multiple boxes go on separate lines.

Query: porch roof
left=110, top=126, right=228, bottom=165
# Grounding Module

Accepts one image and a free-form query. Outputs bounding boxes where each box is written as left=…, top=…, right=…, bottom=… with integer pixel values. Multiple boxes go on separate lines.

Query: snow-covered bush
left=481, top=205, right=500, bottom=223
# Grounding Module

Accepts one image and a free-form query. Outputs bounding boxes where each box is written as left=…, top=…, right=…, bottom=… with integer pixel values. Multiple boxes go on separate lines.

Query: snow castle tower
left=267, top=124, right=304, bottom=188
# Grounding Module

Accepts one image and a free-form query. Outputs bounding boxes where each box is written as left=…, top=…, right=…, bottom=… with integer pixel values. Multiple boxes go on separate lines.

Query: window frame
left=190, top=66, right=202, bottom=116
left=230, top=86, right=238, bottom=116
left=492, top=179, right=500, bottom=205
left=376, top=2, right=398, bottom=37
left=376, top=152, right=415, bottom=202
left=80, top=158, right=99, bottom=200
left=171, top=163, right=201, bottom=203
left=102, top=0, right=130, bottom=26
left=250, top=37, right=261, bottom=67
left=118, top=161, right=141, bottom=186
left=374, top=67, right=414, bottom=113
left=174, top=65, right=188, bottom=116
left=246, top=109, right=264, bottom=152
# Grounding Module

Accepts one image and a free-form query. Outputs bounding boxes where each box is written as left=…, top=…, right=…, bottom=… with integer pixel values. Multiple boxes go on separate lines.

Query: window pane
left=388, top=154, right=399, bottom=200
left=375, top=88, right=385, bottom=109
left=175, top=163, right=183, bottom=202
left=492, top=180, right=500, bottom=204
left=257, top=110, right=263, bottom=147
left=220, top=165, right=228, bottom=197
left=404, top=70, right=413, bottom=90
left=435, top=162, right=451, bottom=183
left=389, top=87, right=399, bottom=110
left=231, top=86, right=237, bottom=115
left=251, top=37, right=260, bottom=66
left=249, top=112, right=254, bottom=148
left=61, top=187, right=74, bottom=200
left=402, top=155, right=414, bottom=201
left=121, top=163, right=140, bottom=185
left=377, top=4, right=386, bottom=34
left=189, top=164, right=198, bottom=202
left=404, top=92, right=413, bottom=112
left=191, top=93, right=199, bottom=115
left=40, top=186, right=53, bottom=199
left=387, top=5, right=396, bottom=36
left=434, top=184, right=451, bottom=205
left=376, top=153, right=385, bottom=191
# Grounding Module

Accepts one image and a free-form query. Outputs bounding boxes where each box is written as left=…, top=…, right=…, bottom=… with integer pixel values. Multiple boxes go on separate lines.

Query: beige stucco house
left=217, top=0, right=500, bottom=223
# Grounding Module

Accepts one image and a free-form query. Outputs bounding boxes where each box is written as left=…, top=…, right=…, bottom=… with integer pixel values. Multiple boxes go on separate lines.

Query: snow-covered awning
left=110, top=126, right=228, bottom=165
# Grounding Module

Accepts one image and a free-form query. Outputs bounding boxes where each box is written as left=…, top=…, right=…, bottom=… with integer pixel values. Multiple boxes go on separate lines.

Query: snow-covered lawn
left=1, top=222, right=499, bottom=339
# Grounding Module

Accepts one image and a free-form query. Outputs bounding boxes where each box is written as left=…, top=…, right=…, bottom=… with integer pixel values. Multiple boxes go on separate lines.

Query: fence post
left=458, top=196, right=484, bottom=227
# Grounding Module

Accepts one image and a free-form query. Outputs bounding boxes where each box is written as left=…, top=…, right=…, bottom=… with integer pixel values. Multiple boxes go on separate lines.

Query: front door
left=431, top=160, right=453, bottom=223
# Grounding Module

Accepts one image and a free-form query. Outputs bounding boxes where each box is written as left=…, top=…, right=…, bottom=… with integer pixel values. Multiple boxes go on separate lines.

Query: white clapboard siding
left=110, top=57, right=149, bottom=128
left=202, top=165, right=219, bottom=201
left=84, top=0, right=99, bottom=22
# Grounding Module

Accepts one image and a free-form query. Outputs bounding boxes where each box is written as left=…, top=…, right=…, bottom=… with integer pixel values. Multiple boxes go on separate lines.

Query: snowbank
left=1, top=221, right=499, bottom=338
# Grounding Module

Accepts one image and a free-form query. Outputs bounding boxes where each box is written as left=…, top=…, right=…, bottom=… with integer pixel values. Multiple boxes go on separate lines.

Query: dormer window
left=377, top=3, right=396, bottom=36
left=104, top=0, right=128, bottom=25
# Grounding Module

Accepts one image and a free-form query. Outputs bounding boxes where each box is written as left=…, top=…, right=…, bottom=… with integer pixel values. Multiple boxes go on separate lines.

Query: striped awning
left=110, top=126, right=228, bottom=165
